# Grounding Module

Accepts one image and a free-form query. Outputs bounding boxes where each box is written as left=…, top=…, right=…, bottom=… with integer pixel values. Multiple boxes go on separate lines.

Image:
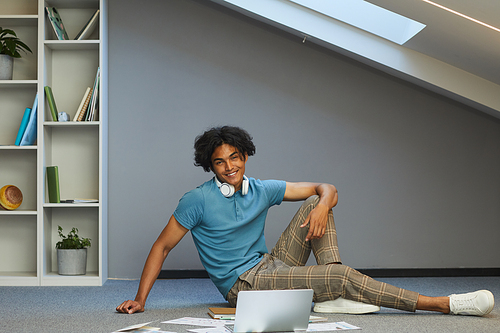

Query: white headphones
left=215, top=175, right=249, bottom=197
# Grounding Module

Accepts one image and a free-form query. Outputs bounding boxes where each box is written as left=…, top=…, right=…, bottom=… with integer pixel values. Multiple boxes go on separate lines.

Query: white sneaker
left=449, top=290, right=495, bottom=316
left=314, top=297, right=380, bottom=314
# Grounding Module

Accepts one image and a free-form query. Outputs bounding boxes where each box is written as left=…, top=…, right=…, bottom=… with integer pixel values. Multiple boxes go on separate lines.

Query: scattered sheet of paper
left=161, top=317, right=359, bottom=332
left=114, top=322, right=153, bottom=332
left=162, top=317, right=234, bottom=327
left=187, top=327, right=231, bottom=333
left=112, top=321, right=176, bottom=333
left=307, top=321, right=361, bottom=331
left=112, top=329, right=172, bottom=333
left=309, top=315, right=328, bottom=323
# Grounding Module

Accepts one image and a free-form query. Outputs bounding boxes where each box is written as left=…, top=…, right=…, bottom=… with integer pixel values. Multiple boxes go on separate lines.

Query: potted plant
left=56, top=225, right=91, bottom=275
left=0, top=27, right=33, bottom=80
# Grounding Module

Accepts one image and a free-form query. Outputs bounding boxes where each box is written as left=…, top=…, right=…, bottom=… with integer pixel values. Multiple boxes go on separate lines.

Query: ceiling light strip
left=421, top=0, right=500, bottom=33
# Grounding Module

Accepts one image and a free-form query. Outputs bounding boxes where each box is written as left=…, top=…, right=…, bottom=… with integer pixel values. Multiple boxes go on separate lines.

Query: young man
left=117, top=126, right=494, bottom=316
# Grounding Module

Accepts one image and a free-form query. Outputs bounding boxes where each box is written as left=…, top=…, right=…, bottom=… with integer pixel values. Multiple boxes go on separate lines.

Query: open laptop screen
left=229, top=289, right=314, bottom=333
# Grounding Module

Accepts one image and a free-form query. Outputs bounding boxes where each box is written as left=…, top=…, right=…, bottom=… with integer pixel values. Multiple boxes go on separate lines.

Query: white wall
left=107, top=0, right=500, bottom=279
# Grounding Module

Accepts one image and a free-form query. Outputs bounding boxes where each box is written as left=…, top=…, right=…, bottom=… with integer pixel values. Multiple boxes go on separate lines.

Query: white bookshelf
left=0, top=0, right=107, bottom=286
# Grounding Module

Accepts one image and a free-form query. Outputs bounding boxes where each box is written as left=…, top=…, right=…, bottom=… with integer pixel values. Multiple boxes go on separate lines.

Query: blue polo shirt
left=173, top=177, right=286, bottom=298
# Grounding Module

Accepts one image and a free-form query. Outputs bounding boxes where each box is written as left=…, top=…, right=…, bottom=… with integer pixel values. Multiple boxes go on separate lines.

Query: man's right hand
left=116, top=300, right=145, bottom=314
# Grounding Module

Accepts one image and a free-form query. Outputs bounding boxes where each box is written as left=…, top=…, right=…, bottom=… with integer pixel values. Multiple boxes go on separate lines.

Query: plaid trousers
left=226, top=196, right=419, bottom=312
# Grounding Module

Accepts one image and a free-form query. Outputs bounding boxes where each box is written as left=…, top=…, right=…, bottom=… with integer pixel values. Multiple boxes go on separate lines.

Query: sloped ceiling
left=370, top=0, right=500, bottom=86
left=209, top=0, right=500, bottom=119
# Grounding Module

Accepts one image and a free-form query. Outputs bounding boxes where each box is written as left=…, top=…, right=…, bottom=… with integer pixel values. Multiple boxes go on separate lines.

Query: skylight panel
left=288, top=0, right=426, bottom=45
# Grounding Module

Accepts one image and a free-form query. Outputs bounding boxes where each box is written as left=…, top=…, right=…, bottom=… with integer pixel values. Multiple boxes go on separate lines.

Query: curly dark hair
left=194, top=126, right=256, bottom=172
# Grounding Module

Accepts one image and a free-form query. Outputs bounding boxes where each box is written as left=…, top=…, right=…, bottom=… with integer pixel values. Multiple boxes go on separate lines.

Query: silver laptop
left=227, top=289, right=314, bottom=333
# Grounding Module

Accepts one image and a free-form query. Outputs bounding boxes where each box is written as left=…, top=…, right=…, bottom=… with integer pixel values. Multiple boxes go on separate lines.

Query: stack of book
left=14, top=94, right=38, bottom=146
left=208, top=307, right=236, bottom=320
left=46, top=7, right=100, bottom=41
left=44, top=67, right=100, bottom=122
left=73, top=67, right=101, bottom=122
left=46, top=166, right=98, bottom=204
left=207, top=307, right=327, bottom=323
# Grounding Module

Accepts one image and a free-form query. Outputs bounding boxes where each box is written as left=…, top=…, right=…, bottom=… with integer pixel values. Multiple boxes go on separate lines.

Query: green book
left=46, top=166, right=60, bottom=203
left=44, top=86, right=59, bottom=121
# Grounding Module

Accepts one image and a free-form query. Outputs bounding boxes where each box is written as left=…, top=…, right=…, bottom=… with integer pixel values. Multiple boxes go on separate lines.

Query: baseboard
left=158, top=269, right=209, bottom=279
left=158, top=267, right=500, bottom=279
left=356, top=267, right=500, bottom=278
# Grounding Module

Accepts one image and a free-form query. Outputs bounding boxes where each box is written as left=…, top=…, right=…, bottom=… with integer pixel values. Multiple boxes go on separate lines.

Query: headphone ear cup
left=219, top=183, right=235, bottom=198
left=214, top=176, right=247, bottom=197
left=241, top=176, right=249, bottom=196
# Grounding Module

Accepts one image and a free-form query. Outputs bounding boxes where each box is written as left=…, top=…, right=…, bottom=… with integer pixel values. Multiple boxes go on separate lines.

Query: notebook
left=227, top=289, right=314, bottom=333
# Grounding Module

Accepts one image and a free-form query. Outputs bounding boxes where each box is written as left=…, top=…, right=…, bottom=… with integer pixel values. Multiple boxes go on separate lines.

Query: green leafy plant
left=55, top=226, right=91, bottom=249
left=0, top=27, right=33, bottom=58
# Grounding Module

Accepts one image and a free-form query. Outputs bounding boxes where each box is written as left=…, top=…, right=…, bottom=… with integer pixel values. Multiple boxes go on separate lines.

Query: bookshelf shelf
left=0, top=0, right=107, bottom=286
left=0, top=271, right=38, bottom=277
left=0, top=15, right=38, bottom=25
left=44, top=203, right=99, bottom=208
left=46, top=0, right=99, bottom=9
left=0, top=274, right=39, bottom=286
left=0, top=80, right=38, bottom=87
left=44, top=40, right=100, bottom=50
left=0, top=210, right=38, bottom=215
left=44, top=121, right=100, bottom=126
left=0, top=145, right=37, bottom=150
left=42, top=271, right=101, bottom=286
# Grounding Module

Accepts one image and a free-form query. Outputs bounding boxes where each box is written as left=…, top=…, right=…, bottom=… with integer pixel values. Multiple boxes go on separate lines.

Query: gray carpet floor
left=2, top=276, right=499, bottom=333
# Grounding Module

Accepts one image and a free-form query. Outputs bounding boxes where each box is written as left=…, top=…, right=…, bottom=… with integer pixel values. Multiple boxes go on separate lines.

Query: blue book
left=20, top=94, right=38, bottom=146
left=14, top=107, right=32, bottom=146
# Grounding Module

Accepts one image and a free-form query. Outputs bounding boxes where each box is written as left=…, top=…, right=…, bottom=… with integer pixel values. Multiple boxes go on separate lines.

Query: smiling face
left=211, top=143, right=248, bottom=192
